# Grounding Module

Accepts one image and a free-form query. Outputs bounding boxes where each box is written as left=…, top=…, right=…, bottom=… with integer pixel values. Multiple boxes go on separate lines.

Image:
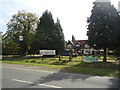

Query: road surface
left=1, top=63, right=119, bottom=88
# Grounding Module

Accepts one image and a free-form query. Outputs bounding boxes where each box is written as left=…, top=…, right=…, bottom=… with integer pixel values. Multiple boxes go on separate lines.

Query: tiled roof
left=67, top=40, right=75, bottom=45
left=74, top=40, right=87, bottom=45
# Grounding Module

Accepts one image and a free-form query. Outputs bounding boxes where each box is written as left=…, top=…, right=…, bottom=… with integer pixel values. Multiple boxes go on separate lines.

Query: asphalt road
left=1, top=64, right=119, bottom=88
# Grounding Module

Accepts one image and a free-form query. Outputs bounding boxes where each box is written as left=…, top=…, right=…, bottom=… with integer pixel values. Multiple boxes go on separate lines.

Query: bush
left=28, top=60, right=36, bottom=63
left=51, top=61, right=63, bottom=65
left=24, top=60, right=29, bottom=62
left=24, top=59, right=36, bottom=63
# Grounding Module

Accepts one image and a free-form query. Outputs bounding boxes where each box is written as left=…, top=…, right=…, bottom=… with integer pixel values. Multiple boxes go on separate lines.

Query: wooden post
left=69, top=49, right=72, bottom=62
left=41, top=56, right=44, bottom=61
left=103, top=48, right=107, bottom=62
left=59, top=51, right=61, bottom=61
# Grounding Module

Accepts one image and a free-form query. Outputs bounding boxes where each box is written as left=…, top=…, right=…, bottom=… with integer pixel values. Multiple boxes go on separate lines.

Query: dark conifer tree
left=87, top=1, right=118, bottom=62
left=33, top=10, right=65, bottom=54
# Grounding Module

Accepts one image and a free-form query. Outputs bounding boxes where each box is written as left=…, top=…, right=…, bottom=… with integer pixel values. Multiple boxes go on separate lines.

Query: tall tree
left=87, top=1, right=118, bottom=62
left=33, top=10, right=65, bottom=54
left=2, top=35, right=19, bottom=55
left=72, top=35, right=75, bottom=41
left=55, top=18, right=65, bottom=52
left=115, top=12, right=120, bottom=56
left=3, top=10, right=39, bottom=55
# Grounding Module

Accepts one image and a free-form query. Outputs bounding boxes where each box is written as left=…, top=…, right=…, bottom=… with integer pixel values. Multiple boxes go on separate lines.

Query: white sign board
left=39, top=50, right=56, bottom=55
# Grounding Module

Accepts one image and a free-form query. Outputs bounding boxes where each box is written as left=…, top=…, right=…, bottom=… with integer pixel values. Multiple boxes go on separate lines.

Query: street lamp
left=93, top=44, right=96, bottom=55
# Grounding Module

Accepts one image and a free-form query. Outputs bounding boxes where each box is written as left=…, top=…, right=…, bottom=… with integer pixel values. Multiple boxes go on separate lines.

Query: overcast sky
left=0, top=0, right=119, bottom=40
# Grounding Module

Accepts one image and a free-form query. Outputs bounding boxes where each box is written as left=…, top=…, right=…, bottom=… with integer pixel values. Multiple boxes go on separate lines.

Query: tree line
left=2, top=10, right=65, bottom=56
left=2, top=1, right=120, bottom=63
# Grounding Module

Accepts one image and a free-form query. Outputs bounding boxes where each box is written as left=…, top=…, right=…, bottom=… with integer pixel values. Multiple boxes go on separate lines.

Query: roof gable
left=74, top=40, right=87, bottom=46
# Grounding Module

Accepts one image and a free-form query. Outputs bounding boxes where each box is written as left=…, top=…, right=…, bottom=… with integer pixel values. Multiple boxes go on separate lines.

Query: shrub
left=28, top=60, right=36, bottom=63
left=24, top=60, right=29, bottom=62
left=24, top=59, right=36, bottom=63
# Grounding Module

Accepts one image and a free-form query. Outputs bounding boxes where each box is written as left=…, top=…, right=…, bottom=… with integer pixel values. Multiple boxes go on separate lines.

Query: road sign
left=19, top=36, right=23, bottom=41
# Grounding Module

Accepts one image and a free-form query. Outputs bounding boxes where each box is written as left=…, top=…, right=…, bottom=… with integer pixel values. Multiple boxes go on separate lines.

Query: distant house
left=66, top=40, right=74, bottom=49
left=66, top=40, right=94, bottom=55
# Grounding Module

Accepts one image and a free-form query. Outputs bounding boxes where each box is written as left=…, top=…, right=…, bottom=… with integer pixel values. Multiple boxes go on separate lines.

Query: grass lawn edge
left=0, top=61, right=119, bottom=78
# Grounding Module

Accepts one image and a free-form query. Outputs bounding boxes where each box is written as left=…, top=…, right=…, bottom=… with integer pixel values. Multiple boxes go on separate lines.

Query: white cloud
left=95, top=0, right=111, bottom=2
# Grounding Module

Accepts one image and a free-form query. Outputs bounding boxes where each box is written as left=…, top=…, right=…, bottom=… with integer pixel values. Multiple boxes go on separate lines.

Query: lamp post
left=92, top=44, right=96, bottom=55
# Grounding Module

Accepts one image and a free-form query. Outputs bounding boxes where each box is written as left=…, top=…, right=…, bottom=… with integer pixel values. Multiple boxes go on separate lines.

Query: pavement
left=1, top=63, right=120, bottom=88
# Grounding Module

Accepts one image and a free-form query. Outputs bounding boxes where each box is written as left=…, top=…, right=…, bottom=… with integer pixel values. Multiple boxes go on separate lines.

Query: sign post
left=39, top=50, right=56, bottom=61
left=67, top=45, right=73, bottom=62
left=19, top=36, right=23, bottom=56
left=39, top=50, right=56, bottom=56
left=19, top=36, right=23, bottom=41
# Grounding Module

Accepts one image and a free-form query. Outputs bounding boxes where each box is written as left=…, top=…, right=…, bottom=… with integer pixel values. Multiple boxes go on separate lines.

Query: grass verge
left=1, top=56, right=119, bottom=78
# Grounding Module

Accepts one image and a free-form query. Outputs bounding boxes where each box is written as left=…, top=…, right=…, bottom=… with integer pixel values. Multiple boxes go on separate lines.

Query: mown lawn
left=1, top=55, right=120, bottom=77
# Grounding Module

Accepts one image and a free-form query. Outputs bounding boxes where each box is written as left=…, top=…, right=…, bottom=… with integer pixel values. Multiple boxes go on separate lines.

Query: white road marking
left=12, top=79, right=62, bottom=88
